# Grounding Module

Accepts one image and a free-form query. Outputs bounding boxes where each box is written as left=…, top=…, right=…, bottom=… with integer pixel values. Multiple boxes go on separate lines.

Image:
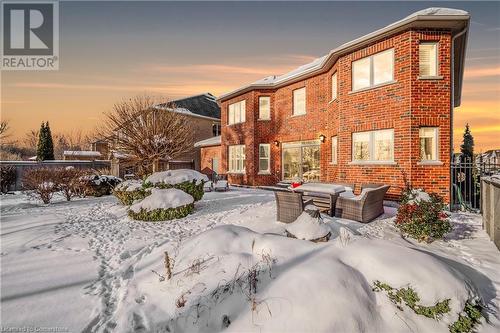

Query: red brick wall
left=220, top=28, right=452, bottom=201
left=200, top=145, right=221, bottom=175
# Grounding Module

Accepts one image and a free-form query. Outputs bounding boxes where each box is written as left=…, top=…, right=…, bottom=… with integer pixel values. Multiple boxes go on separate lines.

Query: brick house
left=213, top=8, right=470, bottom=201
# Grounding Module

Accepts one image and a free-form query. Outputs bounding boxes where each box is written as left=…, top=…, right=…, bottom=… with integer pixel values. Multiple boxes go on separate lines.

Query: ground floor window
left=352, top=129, right=394, bottom=162
left=259, top=144, right=270, bottom=174
left=228, top=145, right=245, bottom=173
left=282, top=140, right=320, bottom=182
left=420, top=127, right=438, bottom=161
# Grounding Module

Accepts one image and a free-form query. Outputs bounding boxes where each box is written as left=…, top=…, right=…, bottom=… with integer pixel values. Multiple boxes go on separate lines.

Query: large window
left=331, top=73, right=338, bottom=100
left=258, top=144, right=270, bottom=173
left=212, top=123, right=221, bottom=136
left=352, top=49, right=394, bottom=91
left=331, top=136, right=338, bottom=164
left=293, top=87, right=306, bottom=115
left=352, top=129, right=394, bottom=162
left=228, top=145, right=245, bottom=173
left=259, top=96, right=270, bottom=120
left=419, top=42, right=438, bottom=77
left=420, top=127, right=438, bottom=161
left=228, top=100, right=246, bottom=125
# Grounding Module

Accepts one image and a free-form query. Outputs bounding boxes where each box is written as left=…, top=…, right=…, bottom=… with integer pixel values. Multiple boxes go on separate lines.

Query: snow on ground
left=1, top=188, right=499, bottom=332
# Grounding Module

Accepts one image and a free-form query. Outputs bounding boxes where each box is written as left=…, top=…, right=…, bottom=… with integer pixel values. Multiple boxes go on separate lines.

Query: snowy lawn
left=1, top=187, right=499, bottom=332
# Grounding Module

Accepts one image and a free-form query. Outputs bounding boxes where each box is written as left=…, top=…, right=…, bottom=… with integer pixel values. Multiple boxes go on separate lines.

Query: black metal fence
left=451, top=158, right=500, bottom=212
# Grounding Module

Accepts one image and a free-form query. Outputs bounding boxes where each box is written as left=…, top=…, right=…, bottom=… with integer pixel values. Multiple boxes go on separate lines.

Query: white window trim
left=258, top=96, right=271, bottom=120
left=228, top=145, right=245, bottom=173
left=330, top=72, right=338, bottom=102
left=258, top=144, right=271, bottom=174
left=292, top=87, right=306, bottom=116
left=418, top=42, right=440, bottom=79
left=418, top=127, right=440, bottom=163
left=331, top=136, right=338, bottom=164
left=350, top=129, right=395, bottom=164
left=227, top=100, right=246, bottom=126
left=351, top=48, right=395, bottom=93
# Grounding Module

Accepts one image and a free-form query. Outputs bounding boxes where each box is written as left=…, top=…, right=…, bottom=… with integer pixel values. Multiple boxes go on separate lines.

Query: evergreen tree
left=44, top=122, right=55, bottom=160
left=36, top=122, right=46, bottom=161
left=36, top=122, right=55, bottom=161
left=460, top=123, right=474, bottom=162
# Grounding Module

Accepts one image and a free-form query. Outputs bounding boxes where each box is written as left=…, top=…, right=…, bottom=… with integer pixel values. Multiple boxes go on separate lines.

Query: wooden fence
left=482, top=176, right=500, bottom=250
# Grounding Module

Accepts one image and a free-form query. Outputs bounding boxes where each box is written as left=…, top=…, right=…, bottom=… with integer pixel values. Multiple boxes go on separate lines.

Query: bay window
left=419, top=42, right=438, bottom=77
left=259, top=96, right=270, bottom=120
left=293, top=87, right=306, bottom=115
left=352, top=129, right=394, bottom=162
left=228, top=100, right=246, bottom=125
left=228, top=145, right=245, bottom=173
left=258, top=144, right=270, bottom=173
left=420, top=127, right=439, bottom=161
left=352, top=48, right=394, bottom=91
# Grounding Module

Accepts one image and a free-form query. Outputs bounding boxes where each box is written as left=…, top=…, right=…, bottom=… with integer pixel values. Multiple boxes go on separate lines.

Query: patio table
left=291, top=183, right=345, bottom=217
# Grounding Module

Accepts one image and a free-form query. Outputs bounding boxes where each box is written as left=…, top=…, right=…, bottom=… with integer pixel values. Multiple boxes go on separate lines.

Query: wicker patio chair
left=275, top=191, right=314, bottom=223
left=335, top=185, right=390, bottom=223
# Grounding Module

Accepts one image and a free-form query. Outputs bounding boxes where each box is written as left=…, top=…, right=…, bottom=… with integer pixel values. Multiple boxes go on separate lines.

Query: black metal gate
left=451, top=158, right=500, bottom=212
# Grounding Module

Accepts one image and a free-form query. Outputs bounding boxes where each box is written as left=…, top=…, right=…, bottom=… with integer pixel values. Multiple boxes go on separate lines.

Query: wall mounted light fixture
left=273, top=140, right=280, bottom=146
left=319, top=134, right=326, bottom=143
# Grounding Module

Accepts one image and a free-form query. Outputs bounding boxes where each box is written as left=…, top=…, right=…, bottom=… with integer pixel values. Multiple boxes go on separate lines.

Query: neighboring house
left=94, top=93, right=221, bottom=177
left=194, top=135, right=221, bottom=178
left=91, top=139, right=110, bottom=159
left=215, top=8, right=469, bottom=202
left=477, top=150, right=500, bottom=165
left=63, top=150, right=102, bottom=161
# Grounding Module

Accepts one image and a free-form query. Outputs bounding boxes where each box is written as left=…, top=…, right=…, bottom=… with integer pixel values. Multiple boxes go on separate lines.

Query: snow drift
left=137, top=225, right=483, bottom=333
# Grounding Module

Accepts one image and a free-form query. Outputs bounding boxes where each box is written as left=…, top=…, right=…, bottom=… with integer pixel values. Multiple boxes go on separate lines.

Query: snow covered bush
left=395, top=189, right=451, bottom=243
left=113, top=179, right=149, bottom=205
left=0, top=165, right=16, bottom=193
left=128, top=188, right=194, bottom=221
left=144, top=169, right=208, bottom=201
left=22, top=168, right=59, bottom=204
left=80, top=174, right=122, bottom=197
left=285, top=206, right=331, bottom=242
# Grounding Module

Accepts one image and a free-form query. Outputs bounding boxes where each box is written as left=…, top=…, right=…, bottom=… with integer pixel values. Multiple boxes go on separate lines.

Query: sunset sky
left=1, top=1, right=499, bottom=152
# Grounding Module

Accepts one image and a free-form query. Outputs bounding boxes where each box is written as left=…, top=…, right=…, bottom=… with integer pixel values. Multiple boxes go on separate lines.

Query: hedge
left=128, top=203, right=194, bottom=221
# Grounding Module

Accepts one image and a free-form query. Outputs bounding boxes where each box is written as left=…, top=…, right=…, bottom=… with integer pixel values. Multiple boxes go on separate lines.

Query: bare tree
left=23, top=129, right=39, bottom=149
left=0, top=120, right=12, bottom=145
left=100, top=95, right=194, bottom=172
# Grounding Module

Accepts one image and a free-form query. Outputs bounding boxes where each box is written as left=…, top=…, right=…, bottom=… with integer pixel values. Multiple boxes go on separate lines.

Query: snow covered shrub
left=128, top=188, right=194, bottom=221
left=449, top=301, right=483, bottom=333
left=0, top=165, right=16, bottom=193
left=395, top=189, right=451, bottom=243
left=80, top=174, right=122, bottom=197
left=22, top=168, right=59, bottom=204
left=373, top=281, right=451, bottom=319
left=144, top=169, right=208, bottom=201
left=113, top=180, right=149, bottom=205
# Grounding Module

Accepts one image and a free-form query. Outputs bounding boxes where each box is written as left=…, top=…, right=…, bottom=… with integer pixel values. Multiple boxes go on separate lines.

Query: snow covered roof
left=219, top=8, right=470, bottom=106
left=156, top=93, right=221, bottom=120
left=63, top=150, right=101, bottom=157
left=194, top=135, right=221, bottom=148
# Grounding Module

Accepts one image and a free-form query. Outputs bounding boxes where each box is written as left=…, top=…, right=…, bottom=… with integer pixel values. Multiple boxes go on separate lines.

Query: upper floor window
left=293, top=87, right=306, bottom=116
left=352, top=48, right=394, bottom=91
left=352, top=129, right=394, bottom=162
left=258, top=144, right=271, bottom=173
left=228, top=145, right=245, bottom=173
left=420, top=127, right=439, bottom=161
left=331, top=136, right=338, bottom=164
left=212, top=123, right=221, bottom=136
left=259, top=96, right=270, bottom=120
left=228, top=100, right=246, bottom=125
left=419, top=42, right=438, bottom=77
left=331, top=73, right=338, bottom=100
